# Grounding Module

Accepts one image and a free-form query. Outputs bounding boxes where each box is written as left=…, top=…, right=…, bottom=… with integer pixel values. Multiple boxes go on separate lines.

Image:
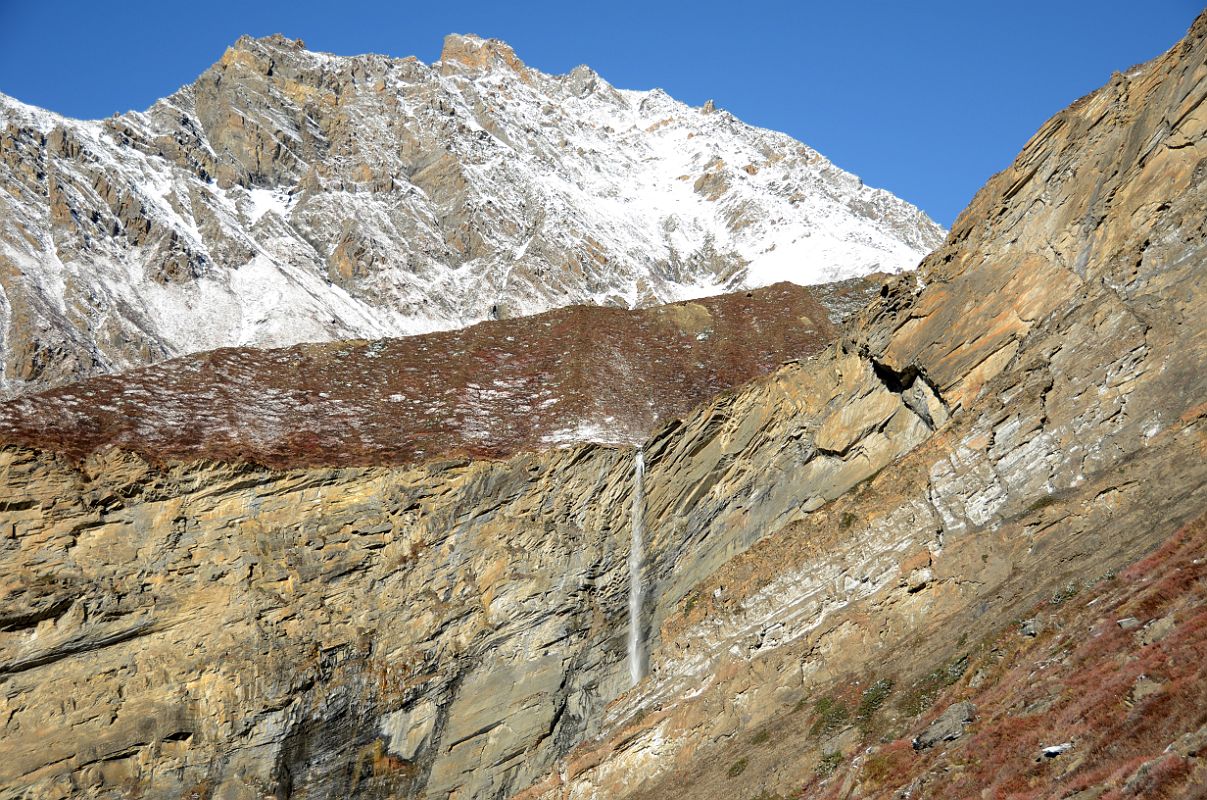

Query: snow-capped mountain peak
left=0, top=34, right=944, bottom=396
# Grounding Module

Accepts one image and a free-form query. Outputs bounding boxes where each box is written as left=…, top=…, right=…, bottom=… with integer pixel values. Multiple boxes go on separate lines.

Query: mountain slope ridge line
left=0, top=280, right=875, bottom=467
left=526, top=10, right=1207, bottom=797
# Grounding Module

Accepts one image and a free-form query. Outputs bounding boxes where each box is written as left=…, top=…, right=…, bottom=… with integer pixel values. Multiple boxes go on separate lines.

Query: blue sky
left=0, top=1, right=1199, bottom=225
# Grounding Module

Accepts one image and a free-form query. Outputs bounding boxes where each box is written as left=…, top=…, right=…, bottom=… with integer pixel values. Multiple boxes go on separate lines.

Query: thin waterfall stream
left=628, top=448, right=646, bottom=686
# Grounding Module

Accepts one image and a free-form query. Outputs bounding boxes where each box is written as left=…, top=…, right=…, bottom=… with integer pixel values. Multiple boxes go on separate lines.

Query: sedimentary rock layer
left=0, top=9, right=1204, bottom=800
left=525, top=10, right=1207, bottom=798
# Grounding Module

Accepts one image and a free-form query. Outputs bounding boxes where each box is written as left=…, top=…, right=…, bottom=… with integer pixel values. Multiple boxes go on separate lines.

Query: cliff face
left=0, top=32, right=942, bottom=397
left=0, top=314, right=945, bottom=799
left=1, top=11, right=1205, bottom=800
left=525, top=11, right=1207, bottom=798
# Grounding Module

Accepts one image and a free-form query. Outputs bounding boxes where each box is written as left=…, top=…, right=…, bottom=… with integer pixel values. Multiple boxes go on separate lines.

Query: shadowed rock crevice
left=868, top=356, right=949, bottom=431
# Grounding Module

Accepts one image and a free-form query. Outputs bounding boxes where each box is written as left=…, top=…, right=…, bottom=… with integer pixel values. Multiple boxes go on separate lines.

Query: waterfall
left=628, top=448, right=646, bottom=686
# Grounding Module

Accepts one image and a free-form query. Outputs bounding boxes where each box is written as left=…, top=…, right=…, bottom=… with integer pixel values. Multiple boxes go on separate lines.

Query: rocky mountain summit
left=1, top=9, right=1205, bottom=800
left=0, top=33, right=942, bottom=397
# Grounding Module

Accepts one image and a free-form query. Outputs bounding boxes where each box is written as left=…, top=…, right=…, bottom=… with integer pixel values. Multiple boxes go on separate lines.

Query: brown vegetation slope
left=725, top=514, right=1207, bottom=800
left=0, top=280, right=869, bottom=467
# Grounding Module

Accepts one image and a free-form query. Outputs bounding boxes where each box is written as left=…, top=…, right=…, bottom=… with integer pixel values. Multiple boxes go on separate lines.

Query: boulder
left=912, top=701, right=975, bottom=750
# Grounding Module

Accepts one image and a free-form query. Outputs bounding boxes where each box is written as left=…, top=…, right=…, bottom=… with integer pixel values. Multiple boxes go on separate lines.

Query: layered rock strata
left=0, top=10, right=1204, bottom=800
left=522, top=11, right=1207, bottom=798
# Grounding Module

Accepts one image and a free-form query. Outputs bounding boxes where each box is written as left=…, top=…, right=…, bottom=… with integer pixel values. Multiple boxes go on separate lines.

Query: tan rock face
left=0, top=10, right=1204, bottom=800
left=529, top=10, right=1207, bottom=800
left=0, top=314, right=948, bottom=798
left=439, top=34, right=531, bottom=79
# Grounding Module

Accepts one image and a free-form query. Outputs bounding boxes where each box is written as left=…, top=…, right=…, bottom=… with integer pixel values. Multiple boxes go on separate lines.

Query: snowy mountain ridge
left=0, top=33, right=944, bottom=396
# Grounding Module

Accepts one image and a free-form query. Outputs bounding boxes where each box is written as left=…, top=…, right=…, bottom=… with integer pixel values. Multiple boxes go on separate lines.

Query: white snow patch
left=247, top=188, right=292, bottom=224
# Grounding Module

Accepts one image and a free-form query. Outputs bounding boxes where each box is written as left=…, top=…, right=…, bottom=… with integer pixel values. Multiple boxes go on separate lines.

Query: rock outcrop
left=912, top=701, right=974, bottom=750
left=0, top=33, right=943, bottom=397
left=0, top=303, right=934, bottom=799
left=520, top=10, right=1207, bottom=799
left=0, top=9, right=1205, bottom=800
